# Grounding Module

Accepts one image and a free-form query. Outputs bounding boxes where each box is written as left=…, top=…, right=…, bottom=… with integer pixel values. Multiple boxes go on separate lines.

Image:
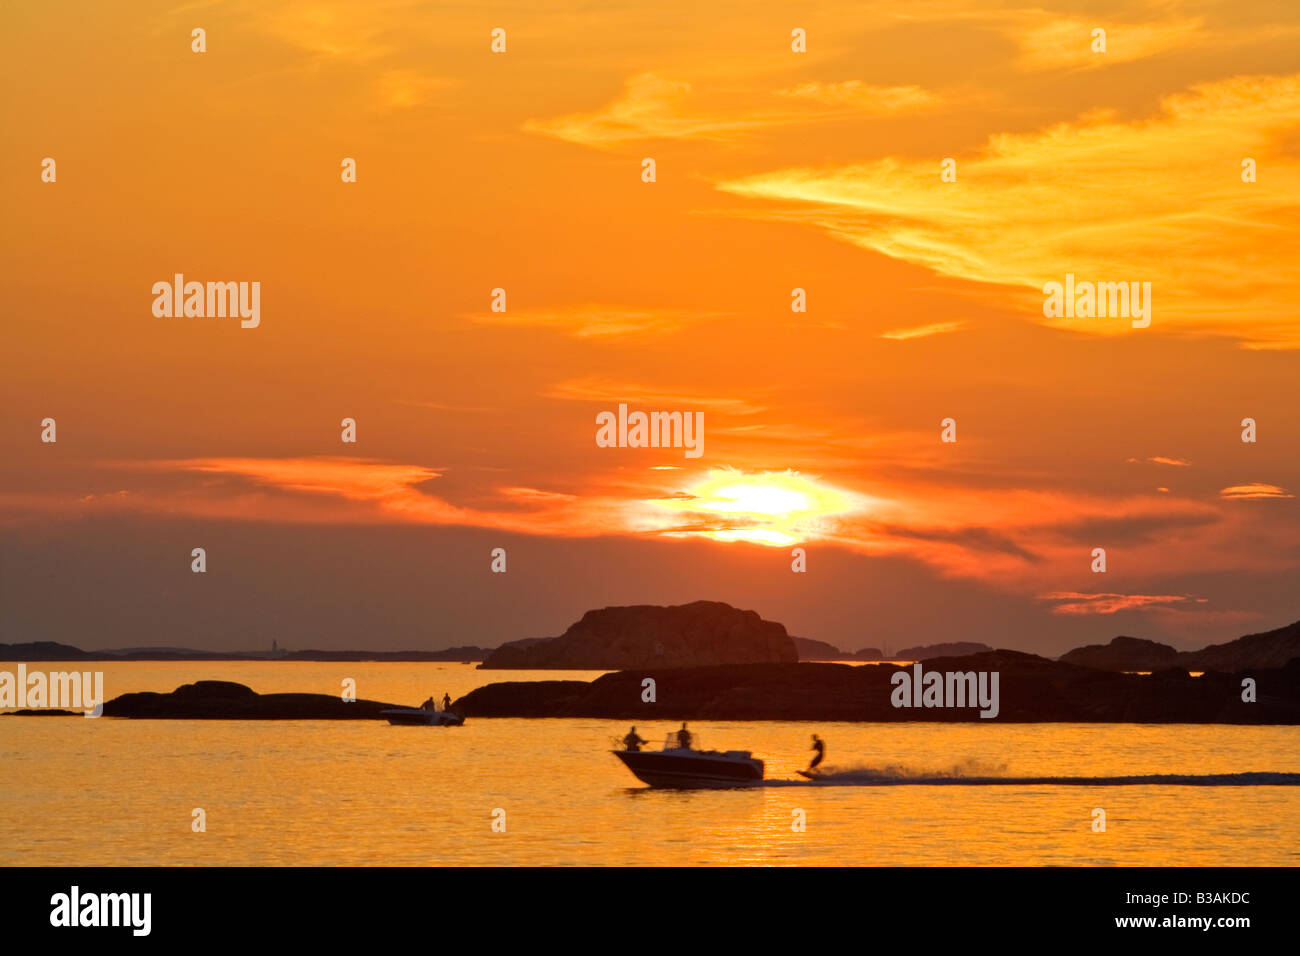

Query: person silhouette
left=442, top=693, right=452, bottom=711
left=622, top=726, right=647, bottom=752
left=808, top=734, right=825, bottom=771
left=676, top=722, right=692, bottom=750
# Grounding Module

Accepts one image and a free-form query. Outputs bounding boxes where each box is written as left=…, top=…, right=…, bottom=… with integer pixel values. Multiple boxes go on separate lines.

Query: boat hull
left=612, top=749, right=764, bottom=788
left=381, top=708, right=464, bottom=726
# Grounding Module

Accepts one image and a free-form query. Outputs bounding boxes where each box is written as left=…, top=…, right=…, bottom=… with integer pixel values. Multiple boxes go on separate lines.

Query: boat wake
left=771, top=765, right=1300, bottom=787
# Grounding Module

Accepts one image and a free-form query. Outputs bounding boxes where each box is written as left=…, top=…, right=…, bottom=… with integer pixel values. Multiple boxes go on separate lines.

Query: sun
left=651, top=469, right=864, bottom=546
left=704, top=481, right=812, bottom=517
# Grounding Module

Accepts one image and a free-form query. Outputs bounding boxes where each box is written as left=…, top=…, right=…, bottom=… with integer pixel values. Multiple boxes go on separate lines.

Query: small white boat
left=612, top=732, right=764, bottom=788
left=381, top=707, right=464, bottom=726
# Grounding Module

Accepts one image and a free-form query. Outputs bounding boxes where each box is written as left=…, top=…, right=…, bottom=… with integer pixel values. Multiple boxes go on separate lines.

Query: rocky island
left=7, top=606, right=1300, bottom=725
left=1060, top=620, right=1300, bottom=672
left=455, top=651, right=1300, bottom=723
left=100, top=681, right=403, bottom=719
left=479, top=600, right=798, bottom=669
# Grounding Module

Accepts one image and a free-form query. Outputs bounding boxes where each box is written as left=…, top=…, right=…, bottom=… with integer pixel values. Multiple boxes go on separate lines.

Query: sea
left=2, top=661, right=1297, bottom=865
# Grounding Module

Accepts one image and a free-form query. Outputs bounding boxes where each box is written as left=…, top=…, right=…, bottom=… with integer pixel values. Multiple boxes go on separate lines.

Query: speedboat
left=381, top=707, right=464, bottom=726
left=612, top=733, right=764, bottom=788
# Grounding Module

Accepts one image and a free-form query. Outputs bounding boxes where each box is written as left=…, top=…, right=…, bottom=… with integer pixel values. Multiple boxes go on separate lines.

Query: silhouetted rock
left=848, top=647, right=886, bottom=660
left=450, top=680, right=590, bottom=714
left=483, top=637, right=550, bottom=660
left=100, top=681, right=402, bottom=719
left=1060, top=636, right=1181, bottom=670
left=455, top=653, right=1300, bottom=723
left=792, top=637, right=846, bottom=660
left=1185, top=620, right=1300, bottom=671
left=282, top=647, right=490, bottom=662
left=1058, top=620, right=1300, bottom=672
left=896, top=641, right=993, bottom=660
left=0, top=642, right=94, bottom=661
left=479, top=601, right=798, bottom=669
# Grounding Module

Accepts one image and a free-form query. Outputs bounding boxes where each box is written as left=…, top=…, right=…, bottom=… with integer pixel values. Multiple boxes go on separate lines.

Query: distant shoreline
left=0, top=643, right=487, bottom=663
left=455, top=653, right=1300, bottom=724
left=4, top=612, right=1299, bottom=674
left=4, top=650, right=1300, bottom=722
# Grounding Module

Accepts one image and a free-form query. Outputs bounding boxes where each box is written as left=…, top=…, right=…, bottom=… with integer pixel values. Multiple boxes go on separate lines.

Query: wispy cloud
left=775, top=81, right=939, bottom=111
left=718, top=73, right=1300, bottom=347
left=394, top=399, right=495, bottom=413
left=880, top=320, right=966, bottom=341
left=373, top=69, right=455, bottom=110
left=888, top=2, right=1218, bottom=72
left=235, top=0, right=409, bottom=62
left=88, top=457, right=639, bottom=536
left=1038, top=591, right=1206, bottom=614
left=526, top=74, right=749, bottom=148
left=466, top=303, right=729, bottom=339
left=1016, top=16, right=1204, bottom=71
left=1220, top=483, right=1294, bottom=499
left=524, top=72, right=942, bottom=148
left=1127, top=456, right=1191, bottom=467
left=5, top=453, right=1295, bottom=613
left=545, top=377, right=767, bottom=415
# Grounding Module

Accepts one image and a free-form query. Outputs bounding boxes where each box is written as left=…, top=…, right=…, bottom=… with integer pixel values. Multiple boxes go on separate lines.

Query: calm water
left=2, top=662, right=1297, bottom=865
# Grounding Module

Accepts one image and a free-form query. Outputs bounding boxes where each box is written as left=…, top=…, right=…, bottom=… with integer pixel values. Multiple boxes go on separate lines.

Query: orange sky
left=2, top=0, right=1297, bottom=652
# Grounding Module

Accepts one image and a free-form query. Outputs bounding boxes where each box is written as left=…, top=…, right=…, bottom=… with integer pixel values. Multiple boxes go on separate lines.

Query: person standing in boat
left=676, top=722, right=693, bottom=750
left=622, top=726, right=647, bottom=752
left=420, top=696, right=436, bottom=711
left=808, top=734, right=825, bottom=771
left=442, top=693, right=452, bottom=712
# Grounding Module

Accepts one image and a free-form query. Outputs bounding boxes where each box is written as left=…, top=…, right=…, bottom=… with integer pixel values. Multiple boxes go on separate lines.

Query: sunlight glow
left=652, top=469, right=864, bottom=546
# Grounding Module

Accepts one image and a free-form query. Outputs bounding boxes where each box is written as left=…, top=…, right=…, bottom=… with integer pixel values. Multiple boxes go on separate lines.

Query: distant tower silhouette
left=272, top=639, right=278, bottom=656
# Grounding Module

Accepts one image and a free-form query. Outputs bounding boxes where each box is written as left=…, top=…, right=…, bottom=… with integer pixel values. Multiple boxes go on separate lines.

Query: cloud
left=545, top=377, right=767, bottom=415
left=238, top=0, right=408, bottom=62
left=1127, top=456, right=1191, bottom=466
left=373, top=69, right=455, bottom=110
left=775, top=81, right=939, bottom=111
left=885, top=3, right=1217, bottom=71
left=825, top=488, right=1238, bottom=586
left=525, top=74, right=741, bottom=148
left=1038, top=591, right=1205, bottom=614
left=466, top=303, right=729, bottom=339
left=499, top=486, right=578, bottom=503
left=156, top=457, right=464, bottom=514
left=872, top=523, right=1040, bottom=562
left=1035, top=507, right=1220, bottom=546
left=5, top=451, right=1295, bottom=614
left=394, top=399, right=495, bottom=413
left=717, top=73, right=1300, bottom=347
left=880, top=320, right=966, bottom=340
left=524, top=72, right=942, bottom=148
left=84, top=457, right=641, bottom=537
left=1220, top=483, right=1294, bottom=499
left=1016, top=16, right=1204, bottom=71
